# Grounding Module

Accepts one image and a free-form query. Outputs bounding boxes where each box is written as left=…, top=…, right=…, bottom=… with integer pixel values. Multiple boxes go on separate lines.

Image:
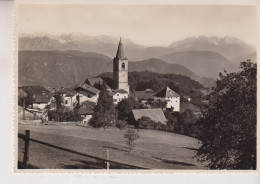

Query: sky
left=19, top=4, right=257, bottom=46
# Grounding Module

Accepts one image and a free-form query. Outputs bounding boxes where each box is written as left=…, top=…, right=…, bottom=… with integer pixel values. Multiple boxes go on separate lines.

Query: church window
left=122, top=63, right=125, bottom=69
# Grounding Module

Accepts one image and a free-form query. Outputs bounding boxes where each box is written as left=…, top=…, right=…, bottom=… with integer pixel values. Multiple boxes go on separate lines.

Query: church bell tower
left=113, top=38, right=129, bottom=93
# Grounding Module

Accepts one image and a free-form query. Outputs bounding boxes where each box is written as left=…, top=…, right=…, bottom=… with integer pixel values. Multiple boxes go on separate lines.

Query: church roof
left=155, top=86, right=180, bottom=98
left=115, top=38, right=127, bottom=59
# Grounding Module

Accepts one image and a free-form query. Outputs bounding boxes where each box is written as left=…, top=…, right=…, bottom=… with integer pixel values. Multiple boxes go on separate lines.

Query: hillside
left=129, top=58, right=198, bottom=79
left=168, top=35, right=256, bottom=61
left=159, top=50, right=239, bottom=79
left=18, top=123, right=204, bottom=169
left=18, top=51, right=112, bottom=88
left=231, top=52, right=257, bottom=66
left=19, top=51, right=204, bottom=89
left=127, top=46, right=176, bottom=61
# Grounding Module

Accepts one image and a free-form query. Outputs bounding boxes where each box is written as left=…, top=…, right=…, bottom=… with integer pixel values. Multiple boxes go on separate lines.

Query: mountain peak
left=167, top=35, right=255, bottom=60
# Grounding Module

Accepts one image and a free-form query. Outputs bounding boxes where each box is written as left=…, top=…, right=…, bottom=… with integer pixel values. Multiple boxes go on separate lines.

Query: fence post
left=22, top=99, right=25, bottom=120
left=106, top=150, right=110, bottom=170
left=23, top=130, right=30, bottom=166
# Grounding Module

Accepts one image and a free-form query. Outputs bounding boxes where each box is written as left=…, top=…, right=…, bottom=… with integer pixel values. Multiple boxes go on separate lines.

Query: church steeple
left=115, top=37, right=126, bottom=59
left=113, top=37, right=129, bottom=93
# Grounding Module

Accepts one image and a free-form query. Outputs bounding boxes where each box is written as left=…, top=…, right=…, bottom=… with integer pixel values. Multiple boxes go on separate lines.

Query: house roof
left=75, top=83, right=100, bottom=95
left=132, top=108, right=167, bottom=124
left=18, top=105, right=43, bottom=113
left=77, top=106, right=94, bottom=115
left=84, top=77, right=112, bottom=90
left=135, top=90, right=156, bottom=100
left=114, top=38, right=127, bottom=60
left=109, top=89, right=128, bottom=96
left=155, top=87, right=180, bottom=98
left=180, top=102, right=201, bottom=113
left=18, top=86, right=52, bottom=103
left=77, top=101, right=95, bottom=115
left=57, top=88, right=76, bottom=96
left=85, top=77, right=103, bottom=86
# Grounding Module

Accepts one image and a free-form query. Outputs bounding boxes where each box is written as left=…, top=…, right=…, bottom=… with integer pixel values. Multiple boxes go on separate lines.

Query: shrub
left=124, top=129, right=139, bottom=151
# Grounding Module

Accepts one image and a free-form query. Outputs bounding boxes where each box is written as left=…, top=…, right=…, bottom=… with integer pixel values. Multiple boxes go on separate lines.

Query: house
left=18, top=86, right=52, bottom=110
left=57, top=88, right=77, bottom=110
left=109, top=89, right=129, bottom=104
left=135, top=89, right=156, bottom=105
left=131, top=108, right=167, bottom=125
left=154, top=86, right=180, bottom=112
left=77, top=101, right=96, bottom=125
left=74, top=83, right=100, bottom=104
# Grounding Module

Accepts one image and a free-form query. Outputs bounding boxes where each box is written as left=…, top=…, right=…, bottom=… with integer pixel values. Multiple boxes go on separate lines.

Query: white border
left=11, top=0, right=260, bottom=175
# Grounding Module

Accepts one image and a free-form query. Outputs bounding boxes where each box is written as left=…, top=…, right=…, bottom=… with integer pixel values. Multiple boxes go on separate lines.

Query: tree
left=196, top=61, right=256, bottom=169
left=89, top=83, right=117, bottom=130
left=52, top=91, right=63, bottom=110
left=116, top=120, right=127, bottom=131
left=147, top=100, right=167, bottom=109
left=117, top=98, right=134, bottom=121
left=135, top=116, right=157, bottom=129
left=124, top=129, right=139, bottom=151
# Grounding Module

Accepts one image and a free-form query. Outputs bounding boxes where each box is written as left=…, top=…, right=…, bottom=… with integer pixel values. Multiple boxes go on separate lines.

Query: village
left=17, top=38, right=207, bottom=169
left=18, top=38, right=200, bottom=129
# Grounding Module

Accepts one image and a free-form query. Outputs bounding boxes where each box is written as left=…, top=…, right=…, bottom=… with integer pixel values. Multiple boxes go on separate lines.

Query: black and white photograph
left=15, top=0, right=257, bottom=171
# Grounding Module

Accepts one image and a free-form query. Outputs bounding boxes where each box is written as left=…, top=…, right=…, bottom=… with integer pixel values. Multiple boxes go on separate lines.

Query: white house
left=74, top=83, right=100, bottom=104
left=109, top=89, right=129, bottom=104
left=154, top=86, right=180, bottom=112
left=57, top=88, right=78, bottom=110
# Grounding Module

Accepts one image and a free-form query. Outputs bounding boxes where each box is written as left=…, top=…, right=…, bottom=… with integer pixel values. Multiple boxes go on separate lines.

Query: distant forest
left=98, top=71, right=206, bottom=106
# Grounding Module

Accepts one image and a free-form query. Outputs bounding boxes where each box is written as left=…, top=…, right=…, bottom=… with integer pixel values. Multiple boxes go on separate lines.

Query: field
left=18, top=122, right=206, bottom=169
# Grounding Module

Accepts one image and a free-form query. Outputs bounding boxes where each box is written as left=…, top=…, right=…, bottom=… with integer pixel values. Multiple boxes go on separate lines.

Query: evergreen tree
left=117, top=98, right=134, bottom=121
left=89, top=83, right=117, bottom=130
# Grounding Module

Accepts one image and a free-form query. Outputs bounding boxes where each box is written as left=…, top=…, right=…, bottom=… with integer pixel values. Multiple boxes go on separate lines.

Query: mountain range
left=19, top=33, right=255, bottom=62
left=18, top=33, right=256, bottom=89
left=19, top=51, right=216, bottom=89
left=167, top=35, right=255, bottom=61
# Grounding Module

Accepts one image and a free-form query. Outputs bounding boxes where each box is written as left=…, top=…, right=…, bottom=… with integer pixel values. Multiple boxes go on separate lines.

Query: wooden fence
left=18, top=130, right=147, bottom=169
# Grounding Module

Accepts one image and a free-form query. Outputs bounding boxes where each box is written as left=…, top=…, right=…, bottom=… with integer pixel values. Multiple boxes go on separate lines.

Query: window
left=117, top=94, right=119, bottom=96
left=65, top=100, right=68, bottom=104
left=88, top=95, right=91, bottom=98
left=122, top=63, right=125, bottom=69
